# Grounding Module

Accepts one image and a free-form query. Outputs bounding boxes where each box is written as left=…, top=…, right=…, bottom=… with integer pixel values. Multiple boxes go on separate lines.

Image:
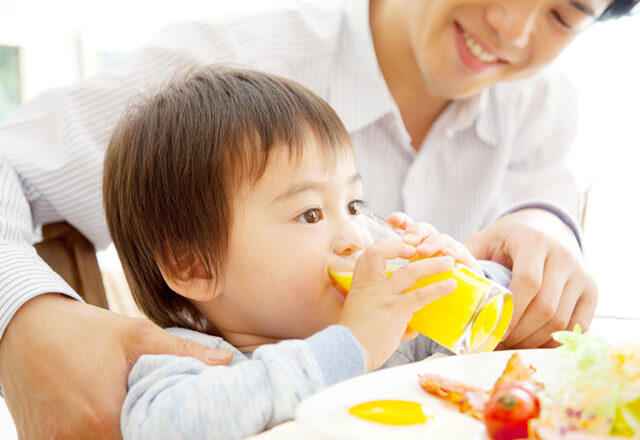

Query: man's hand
left=0, top=294, right=232, bottom=439
left=464, top=209, right=598, bottom=349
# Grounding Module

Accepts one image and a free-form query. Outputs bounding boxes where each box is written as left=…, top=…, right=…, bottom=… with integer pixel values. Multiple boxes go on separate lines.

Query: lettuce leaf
left=550, top=326, right=640, bottom=437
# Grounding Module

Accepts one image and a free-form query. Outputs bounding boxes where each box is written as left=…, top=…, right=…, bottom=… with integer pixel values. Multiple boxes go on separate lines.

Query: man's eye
left=300, top=208, right=322, bottom=224
left=347, top=200, right=363, bottom=215
left=551, top=10, right=571, bottom=28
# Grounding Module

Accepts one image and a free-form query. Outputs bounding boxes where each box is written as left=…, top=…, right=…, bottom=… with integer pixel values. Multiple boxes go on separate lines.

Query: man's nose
left=486, top=1, right=539, bottom=48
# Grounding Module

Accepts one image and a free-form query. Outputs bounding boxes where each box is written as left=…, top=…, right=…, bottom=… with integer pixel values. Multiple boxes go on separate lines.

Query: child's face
left=205, top=140, right=362, bottom=345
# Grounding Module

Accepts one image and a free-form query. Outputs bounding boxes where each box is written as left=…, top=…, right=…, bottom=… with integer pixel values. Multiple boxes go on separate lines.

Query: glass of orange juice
left=330, top=213, right=513, bottom=355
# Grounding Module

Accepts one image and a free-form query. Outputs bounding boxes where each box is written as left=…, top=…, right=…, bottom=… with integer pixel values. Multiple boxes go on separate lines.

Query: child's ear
left=157, top=258, right=221, bottom=302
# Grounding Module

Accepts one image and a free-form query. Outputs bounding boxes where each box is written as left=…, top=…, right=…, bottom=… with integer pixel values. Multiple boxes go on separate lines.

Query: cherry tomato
left=484, top=382, right=540, bottom=440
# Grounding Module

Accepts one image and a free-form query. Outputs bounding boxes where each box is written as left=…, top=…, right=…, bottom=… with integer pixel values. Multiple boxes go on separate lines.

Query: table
left=1, top=316, right=638, bottom=440
left=250, top=315, right=640, bottom=439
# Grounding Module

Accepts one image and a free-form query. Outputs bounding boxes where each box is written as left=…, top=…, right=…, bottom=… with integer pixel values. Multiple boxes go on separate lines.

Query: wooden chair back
left=34, top=222, right=109, bottom=309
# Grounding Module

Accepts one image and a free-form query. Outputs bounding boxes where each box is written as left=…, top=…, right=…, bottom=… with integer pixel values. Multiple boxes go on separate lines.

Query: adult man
left=0, top=0, right=637, bottom=438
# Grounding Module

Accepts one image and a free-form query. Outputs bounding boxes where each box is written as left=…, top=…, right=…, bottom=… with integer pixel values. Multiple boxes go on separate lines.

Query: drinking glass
left=329, top=212, right=513, bottom=354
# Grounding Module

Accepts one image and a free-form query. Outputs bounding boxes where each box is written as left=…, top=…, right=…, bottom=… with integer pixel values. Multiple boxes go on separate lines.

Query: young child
left=103, top=66, right=511, bottom=439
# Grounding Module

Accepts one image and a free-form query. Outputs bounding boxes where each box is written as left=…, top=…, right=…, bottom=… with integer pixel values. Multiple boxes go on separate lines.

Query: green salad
left=539, top=326, right=640, bottom=437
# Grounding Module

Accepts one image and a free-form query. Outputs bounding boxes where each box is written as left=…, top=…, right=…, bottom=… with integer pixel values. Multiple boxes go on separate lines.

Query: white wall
left=0, top=16, right=79, bottom=100
left=558, top=15, right=640, bottom=318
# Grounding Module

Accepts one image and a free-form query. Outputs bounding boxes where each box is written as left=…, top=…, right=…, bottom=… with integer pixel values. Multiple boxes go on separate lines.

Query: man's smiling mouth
left=454, top=21, right=510, bottom=68
left=461, top=28, right=499, bottom=63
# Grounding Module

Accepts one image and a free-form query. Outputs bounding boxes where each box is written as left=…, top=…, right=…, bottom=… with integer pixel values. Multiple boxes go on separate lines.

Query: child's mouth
left=330, top=281, right=348, bottom=301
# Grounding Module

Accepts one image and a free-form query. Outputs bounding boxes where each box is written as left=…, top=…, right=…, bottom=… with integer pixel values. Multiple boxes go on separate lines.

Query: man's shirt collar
left=328, top=0, right=494, bottom=147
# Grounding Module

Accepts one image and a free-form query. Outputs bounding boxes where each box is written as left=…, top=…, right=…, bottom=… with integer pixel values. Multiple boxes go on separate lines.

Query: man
left=0, top=0, right=637, bottom=438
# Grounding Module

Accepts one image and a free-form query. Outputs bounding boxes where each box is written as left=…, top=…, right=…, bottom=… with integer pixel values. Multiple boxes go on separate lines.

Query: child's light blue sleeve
left=388, top=260, right=513, bottom=365
left=479, top=260, right=512, bottom=290
left=121, top=325, right=365, bottom=440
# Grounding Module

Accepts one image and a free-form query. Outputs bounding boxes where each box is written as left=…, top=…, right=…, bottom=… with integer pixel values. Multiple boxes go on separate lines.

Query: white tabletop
left=248, top=315, right=640, bottom=439
left=1, top=315, right=638, bottom=440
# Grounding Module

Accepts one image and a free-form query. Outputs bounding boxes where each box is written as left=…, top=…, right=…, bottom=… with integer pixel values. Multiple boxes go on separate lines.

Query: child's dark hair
left=103, top=65, right=351, bottom=332
left=600, top=0, right=639, bottom=20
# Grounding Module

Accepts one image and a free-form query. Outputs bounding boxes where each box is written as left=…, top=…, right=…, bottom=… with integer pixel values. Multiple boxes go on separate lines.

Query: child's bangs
left=229, top=119, right=353, bottom=190
left=206, top=67, right=351, bottom=189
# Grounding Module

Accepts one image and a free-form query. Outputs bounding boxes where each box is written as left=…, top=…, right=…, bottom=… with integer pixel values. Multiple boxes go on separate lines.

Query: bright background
left=0, top=1, right=639, bottom=438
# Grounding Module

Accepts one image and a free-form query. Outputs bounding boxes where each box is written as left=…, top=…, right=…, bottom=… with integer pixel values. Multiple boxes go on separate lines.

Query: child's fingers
left=422, top=234, right=482, bottom=273
left=400, top=278, right=457, bottom=313
left=416, top=233, right=456, bottom=256
left=385, top=211, right=413, bottom=230
left=440, top=247, right=483, bottom=274
left=403, top=222, right=438, bottom=246
left=416, top=233, right=475, bottom=264
left=353, top=239, right=416, bottom=282
left=386, top=255, right=455, bottom=293
left=386, top=212, right=438, bottom=246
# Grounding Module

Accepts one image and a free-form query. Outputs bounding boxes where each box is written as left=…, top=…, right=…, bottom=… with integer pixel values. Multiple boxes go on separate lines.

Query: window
left=0, top=45, right=21, bottom=122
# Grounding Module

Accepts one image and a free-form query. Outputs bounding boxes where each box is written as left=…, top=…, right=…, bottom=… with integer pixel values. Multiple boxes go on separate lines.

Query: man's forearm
left=0, top=246, right=81, bottom=342
left=0, top=294, right=71, bottom=392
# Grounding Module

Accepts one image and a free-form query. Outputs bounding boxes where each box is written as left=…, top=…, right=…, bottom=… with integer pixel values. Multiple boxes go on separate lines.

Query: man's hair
left=600, top=0, right=639, bottom=20
left=103, top=66, right=351, bottom=332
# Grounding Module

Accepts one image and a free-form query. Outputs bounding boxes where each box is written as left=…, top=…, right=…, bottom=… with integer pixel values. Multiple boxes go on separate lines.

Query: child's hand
left=386, top=212, right=483, bottom=275
left=338, top=239, right=457, bottom=371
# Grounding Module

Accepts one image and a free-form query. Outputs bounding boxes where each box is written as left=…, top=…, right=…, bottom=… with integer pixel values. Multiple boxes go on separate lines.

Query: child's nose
left=333, top=236, right=361, bottom=256
left=332, top=218, right=370, bottom=256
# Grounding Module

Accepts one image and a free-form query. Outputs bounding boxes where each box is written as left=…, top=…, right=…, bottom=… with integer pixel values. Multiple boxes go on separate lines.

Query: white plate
left=296, top=349, right=561, bottom=440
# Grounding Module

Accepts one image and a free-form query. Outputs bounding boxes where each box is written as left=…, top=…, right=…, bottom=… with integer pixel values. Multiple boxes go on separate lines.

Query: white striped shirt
left=0, top=0, right=581, bottom=340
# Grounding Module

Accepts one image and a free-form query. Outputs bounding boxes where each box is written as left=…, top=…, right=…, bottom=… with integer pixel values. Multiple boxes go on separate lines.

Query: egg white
left=330, top=400, right=486, bottom=440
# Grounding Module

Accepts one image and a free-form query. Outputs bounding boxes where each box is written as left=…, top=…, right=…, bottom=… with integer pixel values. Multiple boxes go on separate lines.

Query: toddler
left=103, top=65, right=510, bottom=439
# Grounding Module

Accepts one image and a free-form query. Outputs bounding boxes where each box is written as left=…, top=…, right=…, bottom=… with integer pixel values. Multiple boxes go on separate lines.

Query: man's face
left=402, top=0, right=611, bottom=99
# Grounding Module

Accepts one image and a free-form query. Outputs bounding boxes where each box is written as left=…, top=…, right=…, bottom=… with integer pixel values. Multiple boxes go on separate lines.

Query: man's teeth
left=463, top=31, right=498, bottom=63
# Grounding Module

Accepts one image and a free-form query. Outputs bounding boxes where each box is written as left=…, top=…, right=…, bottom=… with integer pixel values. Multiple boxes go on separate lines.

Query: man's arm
left=122, top=326, right=365, bottom=440
left=0, top=295, right=233, bottom=439
left=464, top=70, right=597, bottom=349
left=0, top=158, right=86, bottom=338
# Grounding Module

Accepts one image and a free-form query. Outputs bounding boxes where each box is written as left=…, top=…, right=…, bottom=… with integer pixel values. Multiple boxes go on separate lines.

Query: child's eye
left=299, top=208, right=323, bottom=224
left=347, top=200, right=363, bottom=215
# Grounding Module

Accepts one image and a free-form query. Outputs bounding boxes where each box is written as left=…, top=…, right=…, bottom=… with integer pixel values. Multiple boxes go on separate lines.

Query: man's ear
left=157, top=257, right=222, bottom=302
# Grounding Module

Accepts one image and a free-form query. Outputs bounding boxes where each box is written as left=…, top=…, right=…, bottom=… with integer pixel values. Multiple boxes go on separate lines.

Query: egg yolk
left=349, top=400, right=431, bottom=425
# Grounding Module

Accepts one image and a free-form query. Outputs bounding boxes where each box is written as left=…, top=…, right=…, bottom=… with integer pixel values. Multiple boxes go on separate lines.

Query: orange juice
left=329, top=264, right=513, bottom=354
